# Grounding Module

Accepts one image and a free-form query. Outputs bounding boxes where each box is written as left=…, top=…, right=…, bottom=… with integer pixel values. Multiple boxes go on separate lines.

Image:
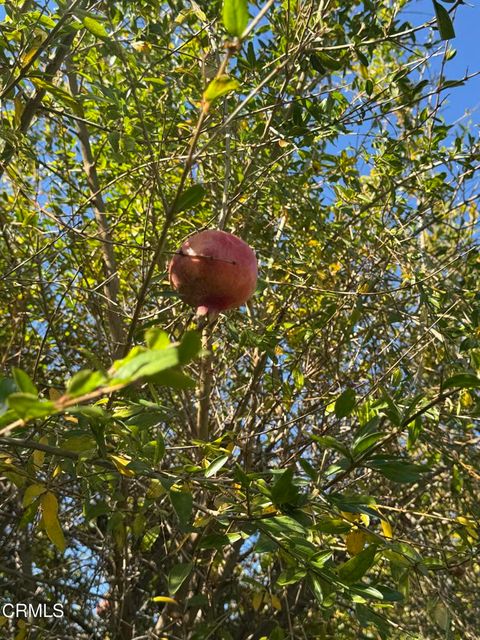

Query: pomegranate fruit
left=169, top=229, right=257, bottom=317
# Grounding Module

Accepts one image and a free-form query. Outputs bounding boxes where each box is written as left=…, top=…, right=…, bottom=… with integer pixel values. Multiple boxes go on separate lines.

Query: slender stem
left=196, top=318, right=215, bottom=441
left=241, top=0, right=276, bottom=41
left=124, top=109, right=207, bottom=354
left=67, top=69, right=125, bottom=358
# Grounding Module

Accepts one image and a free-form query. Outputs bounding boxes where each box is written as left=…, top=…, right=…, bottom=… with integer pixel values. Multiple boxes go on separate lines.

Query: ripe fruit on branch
left=169, top=229, right=257, bottom=317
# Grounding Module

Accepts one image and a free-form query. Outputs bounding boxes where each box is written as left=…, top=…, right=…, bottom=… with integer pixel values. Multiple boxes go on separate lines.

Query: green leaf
left=338, top=545, right=377, bottom=584
left=203, top=75, right=240, bottom=103
left=432, top=0, right=455, bottom=40
left=335, top=388, right=356, bottom=418
left=315, top=518, right=352, bottom=534
left=8, top=393, right=55, bottom=420
left=205, top=454, right=229, bottom=478
left=168, top=562, right=193, bottom=595
left=67, top=405, right=106, bottom=419
left=169, top=490, right=193, bottom=530
left=141, top=525, right=160, bottom=551
left=178, top=330, right=202, bottom=364
left=149, top=369, right=196, bottom=389
left=373, top=585, right=404, bottom=602
left=222, top=0, right=249, bottom=37
left=82, top=16, right=109, bottom=40
left=0, top=378, right=17, bottom=409
left=12, top=368, right=37, bottom=395
left=310, top=53, right=326, bottom=74
left=367, top=457, right=430, bottom=483
left=352, top=432, right=384, bottom=457
left=311, top=435, right=350, bottom=458
left=62, top=434, right=96, bottom=453
left=198, top=533, right=230, bottom=549
left=443, top=373, right=480, bottom=389
left=299, top=458, right=317, bottom=481
left=277, top=567, right=306, bottom=586
left=328, top=494, right=380, bottom=521
left=30, top=78, right=80, bottom=110
left=308, top=574, right=324, bottom=604
left=260, top=515, right=307, bottom=538
left=254, top=533, right=278, bottom=553
left=173, top=185, right=206, bottom=214
left=349, top=584, right=384, bottom=599
left=313, top=51, right=344, bottom=71
left=113, top=348, right=180, bottom=381
left=270, top=468, right=300, bottom=507
left=145, top=328, right=170, bottom=350
left=66, top=370, right=107, bottom=397
left=356, top=603, right=391, bottom=637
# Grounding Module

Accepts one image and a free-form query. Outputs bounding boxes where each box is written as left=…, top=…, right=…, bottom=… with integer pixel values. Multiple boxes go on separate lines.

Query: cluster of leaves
left=0, top=0, right=479, bottom=639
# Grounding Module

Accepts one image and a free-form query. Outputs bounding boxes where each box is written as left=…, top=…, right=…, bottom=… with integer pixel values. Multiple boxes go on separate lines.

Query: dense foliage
left=1, top=0, right=479, bottom=638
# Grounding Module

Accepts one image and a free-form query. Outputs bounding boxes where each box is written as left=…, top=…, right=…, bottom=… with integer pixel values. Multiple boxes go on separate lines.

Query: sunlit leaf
left=82, top=16, right=109, bottom=40
left=203, top=75, right=240, bottom=103
left=40, top=492, right=66, bottom=552
left=222, top=0, right=249, bottom=37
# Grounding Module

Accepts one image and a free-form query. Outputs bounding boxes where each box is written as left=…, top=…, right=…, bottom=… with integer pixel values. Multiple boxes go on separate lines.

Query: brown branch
left=67, top=69, right=125, bottom=358
left=0, top=31, right=77, bottom=178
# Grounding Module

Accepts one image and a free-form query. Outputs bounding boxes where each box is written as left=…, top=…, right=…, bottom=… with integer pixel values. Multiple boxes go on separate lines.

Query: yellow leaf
left=329, top=262, right=342, bottom=275
left=203, top=75, right=240, bottom=104
left=457, top=516, right=478, bottom=539
left=63, top=434, right=96, bottom=453
left=146, top=479, right=165, bottom=499
left=49, top=388, right=62, bottom=401
left=33, top=436, right=49, bottom=468
left=380, top=518, right=393, bottom=539
left=14, top=619, right=27, bottom=640
left=193, top=514, right=211, bottom=528
left=23, top=483, right=46, bottom=507
left=345, top=529, right=366, bottom=555
left=360, top=513, right=370, bottom=527
left=21, top=42, right=41, bottom=67
left=152, top=596, right=178, bottom=605
left=460, top=389, right=473, bottom=408
left=261, top=505, right=277, bottom=515
left=270, top=594, right=282, bottom=611
left=41, top=491, right=66, bottom=552
left=359, top=64, right=368, bottom=79
left=14, top=96, right=23, bottom=127
left=0, top=615, right=7, bottom=628
left=52, top=464, right=62, bottom=478
left=252, top=591, right=264, bottom=611
left=109, top=454, right=135, bottom=477
left=341, top=510, right=360, bottom=523
left=132, top=40, right=151, bottom=53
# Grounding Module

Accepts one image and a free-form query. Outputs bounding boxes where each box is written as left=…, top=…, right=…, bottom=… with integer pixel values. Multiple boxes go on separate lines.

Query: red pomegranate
left=169, top=229, right=257, bottom=317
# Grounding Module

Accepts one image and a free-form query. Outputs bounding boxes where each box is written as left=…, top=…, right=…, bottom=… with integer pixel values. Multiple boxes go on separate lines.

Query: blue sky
left=406, top=0, right=480, bottom=125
